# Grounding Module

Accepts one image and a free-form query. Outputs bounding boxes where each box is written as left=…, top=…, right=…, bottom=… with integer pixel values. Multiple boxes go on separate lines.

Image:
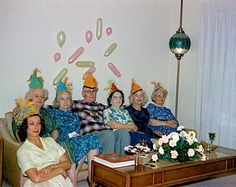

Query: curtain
left=195, top=0, right=236, bottom=149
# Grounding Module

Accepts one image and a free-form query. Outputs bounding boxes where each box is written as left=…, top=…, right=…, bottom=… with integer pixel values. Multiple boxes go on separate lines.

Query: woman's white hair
left=53, top=91, right=73, bottom=109
left=25, top=88, right=49, bottom=101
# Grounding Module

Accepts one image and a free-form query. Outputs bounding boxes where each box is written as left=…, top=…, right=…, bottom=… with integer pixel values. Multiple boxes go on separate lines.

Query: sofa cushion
left=5, top=112, right=19, bottom=142
left=0, top=118, right=20, bottom=147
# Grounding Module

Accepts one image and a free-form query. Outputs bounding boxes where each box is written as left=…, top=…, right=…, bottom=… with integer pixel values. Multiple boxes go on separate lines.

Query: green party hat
left=28, top=68, right=44, bottom=89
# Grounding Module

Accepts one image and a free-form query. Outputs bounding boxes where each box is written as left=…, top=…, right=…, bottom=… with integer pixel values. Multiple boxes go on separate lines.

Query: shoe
left=87, top=177, right=101, bottom=187
left=86, top=177, right=90, bottom=186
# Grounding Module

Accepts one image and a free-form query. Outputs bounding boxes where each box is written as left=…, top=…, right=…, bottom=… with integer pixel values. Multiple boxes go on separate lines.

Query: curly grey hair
left=151, top=88, right=168, bottom=102
left=25, top=88, right=49, bottom=101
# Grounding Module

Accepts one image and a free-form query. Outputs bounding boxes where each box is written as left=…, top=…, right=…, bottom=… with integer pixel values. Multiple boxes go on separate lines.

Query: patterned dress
left=40, top=108, right=75, bottom=164
left=48, top=109, right=102, bottom=162
left=17, top=137, right=73, bottom=187
left=103, top=107, right=133, bottom=127
left=103, top=107, right=153, bottom=148
left=147, top=103, right=179, bottom=135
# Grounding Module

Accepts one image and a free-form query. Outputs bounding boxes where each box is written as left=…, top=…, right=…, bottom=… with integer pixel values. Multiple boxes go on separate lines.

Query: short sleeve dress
left=17, top=137, right=73, bottom=187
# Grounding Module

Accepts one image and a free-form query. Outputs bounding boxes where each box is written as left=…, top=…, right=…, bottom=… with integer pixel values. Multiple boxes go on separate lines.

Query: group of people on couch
left=13, top=68, right=179, bottom=187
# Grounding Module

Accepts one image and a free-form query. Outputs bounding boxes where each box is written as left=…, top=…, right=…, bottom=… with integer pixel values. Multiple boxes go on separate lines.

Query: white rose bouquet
left=151, top=126, right=206, bottom=163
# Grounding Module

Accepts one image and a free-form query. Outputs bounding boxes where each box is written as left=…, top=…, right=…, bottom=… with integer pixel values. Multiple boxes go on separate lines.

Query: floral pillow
left=5, top=112, right=20, bottom=142
left=0, top=118, right=20, bottom=146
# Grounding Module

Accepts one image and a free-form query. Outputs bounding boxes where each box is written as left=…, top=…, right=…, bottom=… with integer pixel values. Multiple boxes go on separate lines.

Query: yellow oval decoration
left=96, top=18, right=102, bottom=40
left=104, top=43, right=117, bottom=57
left=76, top=61, right=95, bottom=68
left=57, top=31, right=66, bottom=48
left=53, top=68, right=68, bottom=85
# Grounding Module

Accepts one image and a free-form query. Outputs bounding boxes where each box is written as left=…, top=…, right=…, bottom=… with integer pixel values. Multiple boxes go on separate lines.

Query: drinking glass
left=207, top=132, right=216, bottom=153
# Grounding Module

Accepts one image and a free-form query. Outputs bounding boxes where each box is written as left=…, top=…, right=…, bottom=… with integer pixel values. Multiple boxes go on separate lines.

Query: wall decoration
left=53, top=18, right=121, bottom=79
left=68, top=47, right=84, bottom=64
left=57, top=31, right=66, bottom=48
left=54, top=52, right=61, bottom=63
left=104, top=43, right=117, bottom=57
left=82, top=66, right=96, bottom=79
left=53, top=68, right=68, bottom=85
left=96, top=18, right=103, bottom=40
left=108, top=62, right=121, bottom=77
left=85, top=30, right=93, bottom=44
left=106, top=27, right=112, bottom=36
left=76, top=61, right=95, bottom=67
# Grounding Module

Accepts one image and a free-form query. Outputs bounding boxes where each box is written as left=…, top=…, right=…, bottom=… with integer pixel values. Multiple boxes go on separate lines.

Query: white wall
left=0, top=0, right=208, bottom=129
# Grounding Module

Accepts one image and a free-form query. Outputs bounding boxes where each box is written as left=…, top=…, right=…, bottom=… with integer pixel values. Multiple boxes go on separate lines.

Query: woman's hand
left=38, top=165, right=53, bottom=176
left=52, top=129, right=59, bottom=140
left=61, top=169, right=68, bottom=179
left=128, top=124, right=138, bottom=132
left=165, top=121, right=177, bottom=128
left=154, top=131, right=163, bottom=137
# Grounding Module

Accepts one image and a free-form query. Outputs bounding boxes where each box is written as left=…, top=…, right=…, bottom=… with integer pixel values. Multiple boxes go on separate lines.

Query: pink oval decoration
left=85, top=30, right=93, bottom=44
left=108, top=63, right=121, bottom=77
left=82, top=66, right=96, bottom=79
left=106, top=27, right=112, bottom=36
left=54, top=52, right=61, bottom=63
left=68, top=47, right=84, bottom=64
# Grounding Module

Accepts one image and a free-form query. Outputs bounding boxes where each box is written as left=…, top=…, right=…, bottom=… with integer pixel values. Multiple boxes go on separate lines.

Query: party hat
left=104, top=80, right=118, bottom=95
left=56, top=77, right=72, bottom=95
left=83, top=74, right=97, bottom=89
left=151, top=81, right=168, bottom=95
left=13, top=97, right=38, bottom=125
left=130, top=79, right=142, bottom=96
left=28, top=68, right=44, bottom=89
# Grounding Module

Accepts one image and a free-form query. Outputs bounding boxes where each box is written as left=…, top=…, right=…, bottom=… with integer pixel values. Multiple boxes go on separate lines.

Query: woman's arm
left=25, top=153, right=71, bottom=183
left=149, top=119, right=177, bottom=128
left=108, top=121, right=138, bottom=132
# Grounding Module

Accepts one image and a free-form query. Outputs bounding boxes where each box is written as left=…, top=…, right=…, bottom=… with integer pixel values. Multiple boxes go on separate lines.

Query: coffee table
left=91, top=146, right=236, bottom=187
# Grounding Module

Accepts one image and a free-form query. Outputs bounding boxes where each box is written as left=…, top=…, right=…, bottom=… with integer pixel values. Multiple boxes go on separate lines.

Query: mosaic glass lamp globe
left=169, top=28, right=191, bottom=60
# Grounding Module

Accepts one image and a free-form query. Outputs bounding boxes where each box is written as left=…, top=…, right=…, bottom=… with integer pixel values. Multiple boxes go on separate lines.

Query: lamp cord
left=179, top=0, right=183, bottom=29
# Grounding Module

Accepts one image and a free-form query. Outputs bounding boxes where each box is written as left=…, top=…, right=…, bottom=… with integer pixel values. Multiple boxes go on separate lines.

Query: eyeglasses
left=112, top=96, right=122, bottom=100
left=83, top=89, right=98, bottom=94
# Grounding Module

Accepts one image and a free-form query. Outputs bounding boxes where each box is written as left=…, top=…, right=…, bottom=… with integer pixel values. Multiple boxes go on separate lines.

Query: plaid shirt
left=72, top=100, right=107, bottom=135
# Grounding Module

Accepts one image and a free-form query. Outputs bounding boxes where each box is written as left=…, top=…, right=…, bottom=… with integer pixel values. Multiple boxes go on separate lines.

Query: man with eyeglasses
left=72, top=74, right=115, bottom=154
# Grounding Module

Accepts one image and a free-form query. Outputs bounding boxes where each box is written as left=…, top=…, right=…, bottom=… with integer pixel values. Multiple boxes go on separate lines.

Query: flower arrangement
left=151, top=126, right=206, bottom=163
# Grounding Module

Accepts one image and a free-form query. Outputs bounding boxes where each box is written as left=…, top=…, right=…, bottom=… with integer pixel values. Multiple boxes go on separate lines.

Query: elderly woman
left=48, top=79, right=102, bottom=185
left=126, top=80, right=160, bottom=148
left=16, top=98, right=73, bottom=186
left=103, top=85, right=136, bottom=154
left=147, top=81, right=179, bottom=136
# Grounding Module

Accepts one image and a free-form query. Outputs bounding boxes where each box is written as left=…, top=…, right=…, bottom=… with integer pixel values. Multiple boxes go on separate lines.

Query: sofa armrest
left=3, top=140, right=22, bottom=187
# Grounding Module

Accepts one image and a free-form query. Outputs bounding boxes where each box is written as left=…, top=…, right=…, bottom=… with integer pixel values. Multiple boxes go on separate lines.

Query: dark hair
left=18, top=114, right=45, bottom=142
left=107, top=90, right=125, bottom=107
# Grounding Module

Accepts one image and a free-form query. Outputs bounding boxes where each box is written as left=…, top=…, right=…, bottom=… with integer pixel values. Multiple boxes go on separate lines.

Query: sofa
left=0, top=112, right=88, bottom=187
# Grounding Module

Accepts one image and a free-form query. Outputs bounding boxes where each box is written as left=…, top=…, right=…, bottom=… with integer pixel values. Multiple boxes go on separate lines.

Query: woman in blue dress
left=147, top=81, right=179, bottom=136
left=126, top=80, right=161, bottom=148
left=49, top=79, right=102, bottom=186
